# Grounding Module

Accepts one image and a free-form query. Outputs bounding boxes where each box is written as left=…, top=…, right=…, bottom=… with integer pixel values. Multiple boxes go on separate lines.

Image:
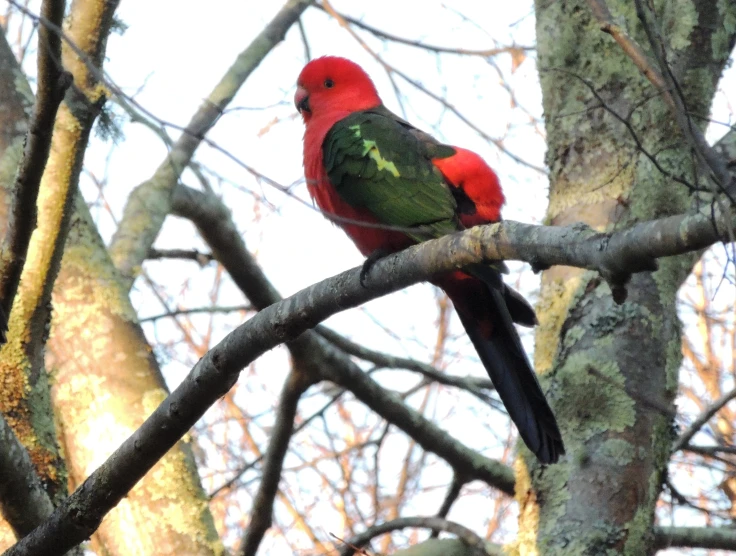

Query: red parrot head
left=295, top=56, right=382, bottom=123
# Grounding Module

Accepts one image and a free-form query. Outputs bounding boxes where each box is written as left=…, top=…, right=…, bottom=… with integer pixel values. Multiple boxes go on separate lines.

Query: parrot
left=295, top=56, right=564, bottom=464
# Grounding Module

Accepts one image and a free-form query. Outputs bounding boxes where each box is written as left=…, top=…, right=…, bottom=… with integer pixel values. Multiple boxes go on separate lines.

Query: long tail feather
left=440, top=273, right=564, bottom=464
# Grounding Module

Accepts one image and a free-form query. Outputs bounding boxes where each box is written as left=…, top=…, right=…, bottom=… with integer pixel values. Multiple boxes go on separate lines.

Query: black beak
left=296, top=94, right=310, bottom=114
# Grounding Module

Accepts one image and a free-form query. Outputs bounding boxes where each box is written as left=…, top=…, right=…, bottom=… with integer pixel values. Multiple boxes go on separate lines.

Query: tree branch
left=339, top=516, right=502, bottom=556
left=172, top=185, right=515, bottom=494
left=297, top=333, right=516, bottom=494
left=315, top=2, right=530, bottom=58
left=238, top=370, right=315, bottom=556
left=654, top=526, right=736, bottom=551
left=632, top=0, right=734, bottom=197
left=7, top=197, right=733, bottom=553
left=0, top=0, right=70, bottom=343
left=316, top=325, right=495, bottom=396
left=108, top=0, right=312, bottom=290
left=138, top=303, right=253, bottom=323
left=0, top=414, right=54, bottom=538
left=672, top=385, right=736, bottom=452
left=146, top=247, right=215, bottom=266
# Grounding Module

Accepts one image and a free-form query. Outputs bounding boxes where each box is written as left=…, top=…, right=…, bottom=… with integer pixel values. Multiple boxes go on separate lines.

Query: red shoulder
left=432, top=147, right=504, bottom=226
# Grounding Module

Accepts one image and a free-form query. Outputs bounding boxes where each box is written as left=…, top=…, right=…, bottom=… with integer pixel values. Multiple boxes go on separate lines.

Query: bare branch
left=301, top=334, right=515, bottom=495
left=683, top=444, right=736, bottom=456
left=108, top=0, right=312, bottom=290
left=316, top=326, right=495, bottom=396
left=654, top=526, right=736, bottom=551
left=591, top=0, right=736, bottom=202
left=430, top=474, right=466, bottom=539
left=7, top=195, right=734, bottom=553
left=238, top=370, right=315, bottom=556
left=339, top=516, right=502, bottom=556
left=172, top=185, right=515, bottom=495
left=315, top=3, right=531, bottom=58
left=209, top=388, right=345, bottom=499
left=138, top=304, right=253, bottom=323
left=146, top=247, right=215, bottom=266
left=673, top=385, right=736, bottom=452
left=586, top=0, right=668, bottom=93
left=0, top=0, right=70, bottom=343
left=0, top=414, right=54, bottom=538
left=635, top=0, right=732, bottom=188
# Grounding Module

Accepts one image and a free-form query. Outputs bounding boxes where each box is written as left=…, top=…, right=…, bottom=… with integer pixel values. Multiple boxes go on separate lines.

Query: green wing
left=323, top=108, right=459, bottom=243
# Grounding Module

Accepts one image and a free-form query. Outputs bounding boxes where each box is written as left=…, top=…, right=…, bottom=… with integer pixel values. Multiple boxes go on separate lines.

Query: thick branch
left=0, top=0, right=122, bottom=511
left=654, top=526, right=736, bottom=551
left=7, top=200, right=732, bottom=553
left=172, top=185, right=515, bottom=494
left=0, top=0, right=69, bottom=342
left=108, top=0, right=312, bottom=290
left=0, top=415, right=53, bottom=538
left=297, top=333, right=515, bottom=494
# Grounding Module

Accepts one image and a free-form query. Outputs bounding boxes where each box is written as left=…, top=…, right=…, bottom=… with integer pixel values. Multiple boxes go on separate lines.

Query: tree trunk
left=0, top=17, right=223, bottom=556
left=521, top=0, right=736, bottom=553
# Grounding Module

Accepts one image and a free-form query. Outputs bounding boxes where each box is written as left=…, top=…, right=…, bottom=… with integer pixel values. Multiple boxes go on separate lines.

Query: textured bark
left=522, top=0, right=736, bottom=554
left=0, top=0, right=121, bottom=516
left=0, top=14, right=223, bottom=556
left=0, top=29, right=51, bottom=553
left=0, top=33, right=32, bottom=237
left=0, top=0, right=70, bottom=329
left=47, top=196, right=224, bottom=555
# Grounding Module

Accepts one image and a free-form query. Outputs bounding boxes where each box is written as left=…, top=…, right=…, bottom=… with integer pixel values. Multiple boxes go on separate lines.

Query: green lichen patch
left=713, top=0, right=736, bottom=58
left=554, top=352, right=636, bottom=444
left=594, top=438, right=636, bottom=466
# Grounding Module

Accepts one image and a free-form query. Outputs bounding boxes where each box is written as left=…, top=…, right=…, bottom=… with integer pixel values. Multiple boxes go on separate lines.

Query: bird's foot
left=360, top=248, right=392, bottom=287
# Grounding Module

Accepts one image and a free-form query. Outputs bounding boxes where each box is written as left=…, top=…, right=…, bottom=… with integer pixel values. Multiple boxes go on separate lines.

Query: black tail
left=445, top=275, right=564, bottom=464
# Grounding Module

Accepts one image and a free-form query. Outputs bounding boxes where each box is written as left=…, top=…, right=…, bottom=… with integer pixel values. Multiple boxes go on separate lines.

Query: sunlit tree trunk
left=47, top=196, right=224, bottom=555
left=0, top=13, right=223, bottom=556
left=521, top=0, right=736, bottom=553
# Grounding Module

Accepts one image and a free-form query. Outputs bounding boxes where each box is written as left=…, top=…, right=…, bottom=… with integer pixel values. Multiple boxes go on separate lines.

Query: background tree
left=0, top=0, right=735, bottom=555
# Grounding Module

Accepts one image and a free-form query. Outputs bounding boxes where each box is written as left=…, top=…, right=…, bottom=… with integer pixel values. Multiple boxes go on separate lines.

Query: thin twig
left=146, top=248, right=215, bottom=266
left=138, top=304, right=253, bottom=323
left=321, top=0, right=547, bottom=174
left=673, top=386, right=736, bottom=452
left=315, top=3, right=532, bottom=58
left=209, top=388, right=346, bottom=499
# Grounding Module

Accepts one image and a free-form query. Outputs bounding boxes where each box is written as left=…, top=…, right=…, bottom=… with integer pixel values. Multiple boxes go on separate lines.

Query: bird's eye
left=324, top=78, right=334, bottom=88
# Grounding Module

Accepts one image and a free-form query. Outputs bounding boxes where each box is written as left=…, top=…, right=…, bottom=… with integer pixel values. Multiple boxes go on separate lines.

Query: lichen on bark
left=525, top=0, right=733, bottom=553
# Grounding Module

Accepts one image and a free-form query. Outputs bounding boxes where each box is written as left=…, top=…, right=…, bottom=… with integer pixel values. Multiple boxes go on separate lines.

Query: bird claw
left=360, top=248, right=391, bottom=287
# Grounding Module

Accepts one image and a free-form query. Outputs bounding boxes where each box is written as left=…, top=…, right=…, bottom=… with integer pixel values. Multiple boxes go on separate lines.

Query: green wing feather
left=323, top=108, right=460, bottom=243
